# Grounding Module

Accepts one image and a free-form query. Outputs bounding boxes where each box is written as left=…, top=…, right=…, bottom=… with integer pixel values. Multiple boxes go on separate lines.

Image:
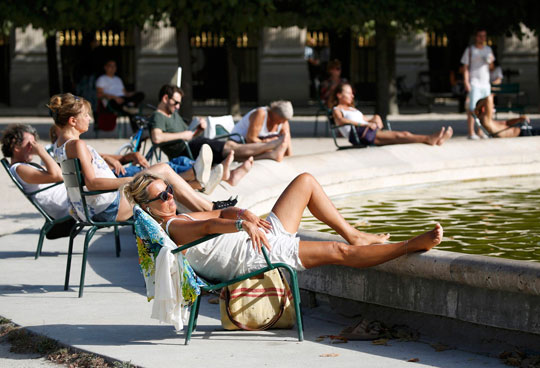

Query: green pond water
left=301, top=175, right=540, bottom=262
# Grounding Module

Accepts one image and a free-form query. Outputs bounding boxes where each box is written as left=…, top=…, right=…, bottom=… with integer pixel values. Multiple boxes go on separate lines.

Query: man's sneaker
left=202, top=164, right=223, bottom=195
left=212, top=196, right=238, bottom=210
left=467, top=134, right=480, bottom=140
left=194, top=144, right=212, bottom=187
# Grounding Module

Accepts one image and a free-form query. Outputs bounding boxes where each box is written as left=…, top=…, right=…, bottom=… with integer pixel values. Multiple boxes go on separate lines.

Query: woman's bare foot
left=226, top=156, right=254, bottom=186
left=426, top=127, right=445, bottom=145
left=350, top=232, right=391, bottom=246
left=436, top=126, right=453, bottom=146
left=221, top=150, right=235, bottom=181
left=405, top=223, right=443, bottom=253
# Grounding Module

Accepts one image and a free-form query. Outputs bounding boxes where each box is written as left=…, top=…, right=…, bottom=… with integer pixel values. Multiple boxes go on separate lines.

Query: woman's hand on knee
left=243, top=221, right=271, bottom=253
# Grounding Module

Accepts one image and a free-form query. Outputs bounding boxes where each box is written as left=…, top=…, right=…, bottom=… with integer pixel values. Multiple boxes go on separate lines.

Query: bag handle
left=224, top=269, right=287, bottom=331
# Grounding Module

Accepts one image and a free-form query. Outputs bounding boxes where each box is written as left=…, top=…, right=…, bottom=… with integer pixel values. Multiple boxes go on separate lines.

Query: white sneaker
left=203, top=164, right=223, bottom=195
left=467, top=134, right=480, bottom=140
left=194, top=144, right=212, bottom=186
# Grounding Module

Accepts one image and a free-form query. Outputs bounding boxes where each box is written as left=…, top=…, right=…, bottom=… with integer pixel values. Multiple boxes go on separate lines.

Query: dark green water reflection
left=301, top=175, right=540, bottom=262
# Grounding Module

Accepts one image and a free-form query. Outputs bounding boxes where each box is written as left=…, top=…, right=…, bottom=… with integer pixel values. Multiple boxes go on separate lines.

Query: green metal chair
left=473, top=113, right=532, bottom=138
left=1, top=158, right=76, bottom=259
left=60, top=158, right=134, bottom=298
left=133, top=205, right=304, bottom=345
left=326, top=110, right=367, bottom=150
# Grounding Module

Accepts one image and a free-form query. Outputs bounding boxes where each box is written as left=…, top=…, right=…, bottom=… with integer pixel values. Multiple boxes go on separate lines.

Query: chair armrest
left=215, top=133, right=245, bottom=143
left=173, top=233, right=274, bottom=267
left=82, top=188, right=119, bottom=196
left=27, top=181, right=64, bottom=196
left=173, top=233, right=222, bottom=254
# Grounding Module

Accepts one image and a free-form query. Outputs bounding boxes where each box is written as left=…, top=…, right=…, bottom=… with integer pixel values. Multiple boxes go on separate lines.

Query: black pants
left=108, top=92, right=145, bottom=132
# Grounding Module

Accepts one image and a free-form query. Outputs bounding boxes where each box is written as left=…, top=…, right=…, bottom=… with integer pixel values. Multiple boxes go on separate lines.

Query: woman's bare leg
left=145, top=163, right=212, bottom=211
left=223, top=138, right=283, bottom=161
left=298, top=224, right=442, bottom=269
left=374, top=128, right=444, bottom=146
left=271, top=173, right=389, bottom=245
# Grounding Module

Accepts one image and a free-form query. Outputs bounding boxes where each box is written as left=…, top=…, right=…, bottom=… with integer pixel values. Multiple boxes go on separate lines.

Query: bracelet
left=237, top=209, right=246, bottom=219
left=235, top=219, right=244, bottom=231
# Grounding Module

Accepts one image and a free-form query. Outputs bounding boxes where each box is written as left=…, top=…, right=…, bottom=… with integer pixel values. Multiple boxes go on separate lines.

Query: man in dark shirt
left=149, top=84, right=288, bottom=165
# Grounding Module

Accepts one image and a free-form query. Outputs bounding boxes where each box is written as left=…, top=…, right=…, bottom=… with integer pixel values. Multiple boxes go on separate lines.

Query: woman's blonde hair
left=47, top=93, right=91, bottom=127
left=123, top=172, right=170, bottom=221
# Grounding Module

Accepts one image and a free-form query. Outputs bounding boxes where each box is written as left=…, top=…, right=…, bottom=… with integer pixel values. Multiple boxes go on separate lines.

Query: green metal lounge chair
left=473, top=113, right=532, bottom=138
left=1, top=158, right=76, bottom=259
left=133, top=204, right=304, bottom=345
left=60, top=158, right=134, bottom=298
left=327, top=110, right=367, bottom=150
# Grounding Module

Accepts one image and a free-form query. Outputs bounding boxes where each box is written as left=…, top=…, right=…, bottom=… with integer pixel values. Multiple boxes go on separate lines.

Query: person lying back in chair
left=474, top=95, right=539, bottom=137
left=331, top=82, right=453, bottom=146
left=124, top=172, right=443, bottom=282
left=2, top=123, right=70, bottom=219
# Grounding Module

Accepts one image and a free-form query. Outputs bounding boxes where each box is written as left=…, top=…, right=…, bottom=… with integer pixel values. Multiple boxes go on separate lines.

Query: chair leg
left=282, top=266, right=304, bottom=342
left=65, top=224, right=83, bottom=291
left=185, top=296, right=201, bottom=345
left=36, top=222, right=52, bottom=259
left=79, top=226, right=98, bottom=298
left=114, top=226, right=121, bottom=257
left=192, top=294, right=203, bottom=331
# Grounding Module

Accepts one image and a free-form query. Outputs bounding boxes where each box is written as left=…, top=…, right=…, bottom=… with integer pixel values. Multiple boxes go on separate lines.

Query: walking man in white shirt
left=461, top=29, right=495, bottom=140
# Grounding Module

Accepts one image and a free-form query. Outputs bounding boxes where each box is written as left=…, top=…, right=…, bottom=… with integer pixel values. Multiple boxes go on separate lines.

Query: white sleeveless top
left=54, top=139, right=118, bottom=221
left=334, top=107, right=366, bottom=137
left=10, top=162, right=70, bottom=219
left=230, top=107, right=282, bottom=142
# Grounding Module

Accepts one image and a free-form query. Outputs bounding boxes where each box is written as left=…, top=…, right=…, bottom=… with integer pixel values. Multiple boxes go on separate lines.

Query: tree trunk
left=46, top=34, right=60, bottom=96
left=375, top=21, right=398, bottom=121
left=226, top=42, right=241, bottom=116
left=175, top=23, right=193, bottom=121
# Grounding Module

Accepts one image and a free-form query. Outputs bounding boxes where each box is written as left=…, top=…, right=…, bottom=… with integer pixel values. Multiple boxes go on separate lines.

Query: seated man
left=230, top=100, right=293, bottom=161
left=150, top=85, right=288, bottom=183
left=96, top=60, right=145, bottom=132
left=475, top=95, right=539, bottom=137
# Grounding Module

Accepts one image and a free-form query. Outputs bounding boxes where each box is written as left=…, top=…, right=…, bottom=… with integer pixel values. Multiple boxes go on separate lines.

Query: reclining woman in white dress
left=124, top=172, right=443, bottom=281
left=331, top=82, right=453, bottom=147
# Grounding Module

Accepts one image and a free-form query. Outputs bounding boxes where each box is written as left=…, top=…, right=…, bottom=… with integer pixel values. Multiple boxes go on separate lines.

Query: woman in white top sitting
left=331, top=83, right=453, bottom=146
left=1, top=124, right=69, bottom=219
left=230, top=100, right=293, bottom=162
left=124, top=172, right=443, bottom=282
left=48, top=93, right=214, bottom=222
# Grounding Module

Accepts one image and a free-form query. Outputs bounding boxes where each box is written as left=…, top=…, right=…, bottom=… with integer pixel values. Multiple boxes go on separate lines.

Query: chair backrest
left=133, top=205, right=206, bottom=303
left=492, top=83, right=519, bottom=95
left=205, top=115, right=235, bottom=139
left=2, top=158, right=57, bottom=222
left=60, top=158, right=91, bottom=222
left=472, top=113, right=493, bottom=138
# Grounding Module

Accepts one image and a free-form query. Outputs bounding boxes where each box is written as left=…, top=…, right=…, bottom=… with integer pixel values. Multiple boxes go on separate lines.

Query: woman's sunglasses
left=143, top=184, right=173, bottom=203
